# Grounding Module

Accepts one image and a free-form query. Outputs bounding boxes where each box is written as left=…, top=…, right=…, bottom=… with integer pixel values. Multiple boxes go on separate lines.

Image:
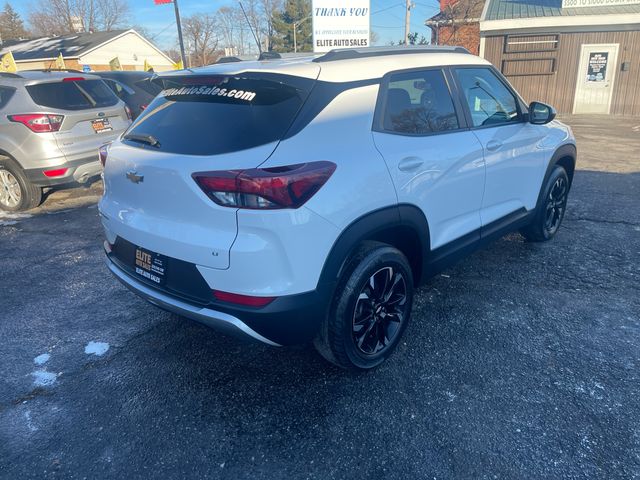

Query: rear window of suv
left=26, top=79, right=119, bottom=110
left=122, top=73, right=314, bottom=156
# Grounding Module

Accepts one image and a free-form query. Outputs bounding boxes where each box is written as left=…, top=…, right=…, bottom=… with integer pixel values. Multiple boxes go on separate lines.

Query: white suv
left=100, top=46, right=576, bottom=370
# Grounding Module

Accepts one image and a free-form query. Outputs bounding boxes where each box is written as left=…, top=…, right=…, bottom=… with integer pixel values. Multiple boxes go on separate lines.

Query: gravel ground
left=0, top=116, right=639, bottom=479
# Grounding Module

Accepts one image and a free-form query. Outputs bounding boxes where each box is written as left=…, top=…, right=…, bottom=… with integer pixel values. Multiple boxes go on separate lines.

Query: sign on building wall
left=562, top=0, right=640, bottom=8
left=586, top=52, right=608, bottom=82
left=312, top=1, right=370, bottom=53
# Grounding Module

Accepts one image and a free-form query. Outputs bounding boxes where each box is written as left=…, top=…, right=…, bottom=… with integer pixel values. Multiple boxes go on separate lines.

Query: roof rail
left=313, top=45, right=470, bottom=63
left=0, top=72, right=22, bottom=78
left=258, top=51, right=281, bottom=61
left=215, top=56, right=243, bottom=64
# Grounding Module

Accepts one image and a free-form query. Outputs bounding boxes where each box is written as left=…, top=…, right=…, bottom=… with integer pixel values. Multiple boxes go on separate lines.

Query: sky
left=10, top=0, right=440, bottom=51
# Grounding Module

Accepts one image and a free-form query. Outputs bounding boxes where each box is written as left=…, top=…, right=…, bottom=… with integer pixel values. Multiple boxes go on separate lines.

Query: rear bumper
left=105, top=250, right=332, bottom=346
left=24, top=157, right=102, bottom=187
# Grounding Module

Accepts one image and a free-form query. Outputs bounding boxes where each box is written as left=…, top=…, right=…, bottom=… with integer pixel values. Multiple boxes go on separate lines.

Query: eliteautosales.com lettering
left=162, top=86, right=257, bottom=102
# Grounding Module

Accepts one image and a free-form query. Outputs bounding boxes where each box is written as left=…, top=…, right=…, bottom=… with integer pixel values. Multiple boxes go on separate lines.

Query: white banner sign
left=562, top=0, right=640, bottom=8
left=312, top=1, right=370, bottom=53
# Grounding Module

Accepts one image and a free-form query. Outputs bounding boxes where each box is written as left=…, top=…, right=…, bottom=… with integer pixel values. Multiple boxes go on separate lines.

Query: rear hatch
left=100, top=70, right=319, bottom=271
left=25, top=78, right=129, bottom=161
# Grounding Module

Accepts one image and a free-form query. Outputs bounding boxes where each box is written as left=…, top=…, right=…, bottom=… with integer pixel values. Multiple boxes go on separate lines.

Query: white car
left=99, top=46, right=577, bottom=370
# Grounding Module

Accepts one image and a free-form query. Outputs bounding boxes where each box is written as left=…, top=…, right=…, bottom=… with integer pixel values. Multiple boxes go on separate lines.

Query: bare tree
left=182, top=13, right=220, bottom=67
left=259, top=0, right=283, bottom=51
left=29, top=0, right=130, bottom=36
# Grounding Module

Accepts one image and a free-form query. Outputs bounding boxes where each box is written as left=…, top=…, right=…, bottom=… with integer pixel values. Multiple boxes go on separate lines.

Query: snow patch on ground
left=85, top=341, right=109, bottom=356
left=34, top=353, right=50, bottom=366
left=31, top=370, right=57, bottom=387
left=0, top=212, right=32, bottom=219
left=0, top=212, right=32, bottom=226
left=23, top=410, right=37, bottom=432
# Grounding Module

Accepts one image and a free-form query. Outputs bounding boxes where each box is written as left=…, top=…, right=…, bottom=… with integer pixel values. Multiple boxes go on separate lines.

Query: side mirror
left=528, top=101, right=556, bottom=125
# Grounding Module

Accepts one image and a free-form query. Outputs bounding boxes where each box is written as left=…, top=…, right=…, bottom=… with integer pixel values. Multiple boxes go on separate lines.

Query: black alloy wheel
left=352, top=266, right=408, bottom=356
left=544, top=175, right=568, bottom=237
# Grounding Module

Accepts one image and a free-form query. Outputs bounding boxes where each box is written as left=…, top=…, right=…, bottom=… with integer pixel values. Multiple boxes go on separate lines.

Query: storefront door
left=573, top=44, right=619, bottom=114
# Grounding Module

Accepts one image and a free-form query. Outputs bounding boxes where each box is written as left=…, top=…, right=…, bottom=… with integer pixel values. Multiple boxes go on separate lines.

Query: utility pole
left=293, top=16, right=311, bottom=53
left=173, top=0, right=187, bottom=68
left=404, top=0, right=412, bottom=46
left=293, top=23, right=297, bottom=53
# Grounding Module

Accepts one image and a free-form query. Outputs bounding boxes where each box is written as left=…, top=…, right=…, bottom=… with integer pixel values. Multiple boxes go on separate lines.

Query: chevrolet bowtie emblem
left=126, top=171, right=144, bottom=184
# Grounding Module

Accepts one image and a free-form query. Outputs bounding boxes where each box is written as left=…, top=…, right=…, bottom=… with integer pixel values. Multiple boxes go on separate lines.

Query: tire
left=520, top=165, right=569, bottom=242
left=0, top=157, right=42, bottom=212
left=314, top=242, right=414, bottom=370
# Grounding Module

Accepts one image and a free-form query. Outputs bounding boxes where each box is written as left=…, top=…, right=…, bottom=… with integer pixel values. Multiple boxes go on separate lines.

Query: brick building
left=0, top=29, right=174, bottom=72
left=425, top=0, right=485, bottom=54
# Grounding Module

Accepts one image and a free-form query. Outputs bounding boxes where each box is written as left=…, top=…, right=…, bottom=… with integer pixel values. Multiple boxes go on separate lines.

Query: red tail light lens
left=98, top=143, right=110, bottom=167
left=212, top=290, right=275, bottom=307
left=140, top=104, right=148, bottom=111
left=192, top=161, right=336, bottom=209
left=62, top=77, right=85, bottom=82
left=43, top=168, right=68, bottom=178
left=8, top=114, right=64, bottom=133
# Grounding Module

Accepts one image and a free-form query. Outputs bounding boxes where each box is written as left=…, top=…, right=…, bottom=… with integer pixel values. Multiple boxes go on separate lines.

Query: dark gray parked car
left=95, top=71, right=162, bottom=120
left=0, top=70, right=131, bottom=211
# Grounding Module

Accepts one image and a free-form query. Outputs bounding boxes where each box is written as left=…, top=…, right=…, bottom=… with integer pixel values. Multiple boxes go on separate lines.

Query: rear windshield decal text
left=161, top=86, right=257, bottom=102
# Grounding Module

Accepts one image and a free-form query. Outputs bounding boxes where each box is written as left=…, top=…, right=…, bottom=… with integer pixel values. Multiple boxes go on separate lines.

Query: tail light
left=212, top=290, right=275, bottom=307
left=62, top=77, right=85, bottom=82
left=8, top=114, right=64, bottom=133
left=140, top=104, right=148, bottom=111
left=192, top=161, right=336, bottom=210
left=98, top=143, right=110, bottom=167
left=124, top=105, right=132, bottom=121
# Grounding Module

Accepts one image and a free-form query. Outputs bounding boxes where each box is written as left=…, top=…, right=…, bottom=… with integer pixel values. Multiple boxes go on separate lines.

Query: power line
left=372, top=3, right=404, bottom=15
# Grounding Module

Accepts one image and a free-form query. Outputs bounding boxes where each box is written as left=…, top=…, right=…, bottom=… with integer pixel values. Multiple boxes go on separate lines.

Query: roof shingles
left=485, top=0, right=640, bottom=19
left=0, top=30, right=128, bottom=61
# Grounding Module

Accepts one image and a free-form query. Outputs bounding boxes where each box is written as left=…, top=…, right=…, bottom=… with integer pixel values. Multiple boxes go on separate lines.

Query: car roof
left=0, top=70, right=104, bottom=85
left=95, top=71, right=153, bottom=80
left=155, top=46, right=492, bottom=84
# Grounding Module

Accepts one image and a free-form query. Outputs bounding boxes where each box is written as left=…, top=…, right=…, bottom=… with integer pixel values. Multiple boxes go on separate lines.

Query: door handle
left=398, top=156, right=424, bottom=172
left=486, top=140, right=503, bottom=151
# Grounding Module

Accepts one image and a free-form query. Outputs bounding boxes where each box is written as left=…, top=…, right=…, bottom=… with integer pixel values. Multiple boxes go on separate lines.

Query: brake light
left=124, top=105, right=132, bottom=121
left=8, top=114, right=64, bottom=133
left=212, top=290, right=275, bottom=307
left=62, top=77, right=85, bottom=82
left=98, top=143, right=110, bottom=167
left=43, top=168, right=68, bottom=178
left=140, top=104, right=148, bottom=111
left=192, top=161, right=336, bottom=209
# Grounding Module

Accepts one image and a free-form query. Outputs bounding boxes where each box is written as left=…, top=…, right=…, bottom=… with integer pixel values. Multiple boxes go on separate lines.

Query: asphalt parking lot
left=1, top=115, right=639, bottom=479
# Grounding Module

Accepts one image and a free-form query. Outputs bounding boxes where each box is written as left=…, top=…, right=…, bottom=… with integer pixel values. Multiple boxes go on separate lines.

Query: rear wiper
left=123, top=133, right=160, bottom=147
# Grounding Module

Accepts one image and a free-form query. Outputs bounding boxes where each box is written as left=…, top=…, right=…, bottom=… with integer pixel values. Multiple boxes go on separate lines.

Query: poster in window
left=586, top=52, right=608, bottom=82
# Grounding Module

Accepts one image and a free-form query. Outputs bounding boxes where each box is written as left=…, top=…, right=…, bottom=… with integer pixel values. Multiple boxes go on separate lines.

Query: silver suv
left=0, top=70, right=131, bottom=211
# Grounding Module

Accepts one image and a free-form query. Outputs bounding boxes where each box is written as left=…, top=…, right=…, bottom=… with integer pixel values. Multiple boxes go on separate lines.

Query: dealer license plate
left=134, top=247, right=167, bottom=285
left=91, top=118, right=112, bottom=133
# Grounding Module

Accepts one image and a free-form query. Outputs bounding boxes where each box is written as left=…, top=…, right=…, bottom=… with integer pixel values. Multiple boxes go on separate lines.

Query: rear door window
left=123, top=74, right=314, bottom=156
left=26, top=79, right=119, bottom=110
left=378, top=69, right=460, bottom=135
